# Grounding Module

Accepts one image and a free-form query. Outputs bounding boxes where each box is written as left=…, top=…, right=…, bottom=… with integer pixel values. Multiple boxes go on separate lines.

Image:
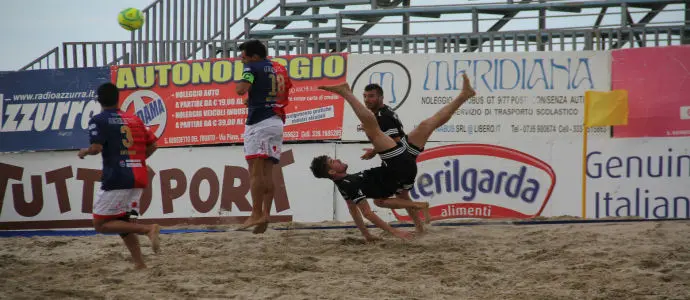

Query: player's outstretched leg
left=407, top=73, right=476, bottom=150
left=94, top=219, right=161, bottom=269
left=319, top=84, right=397, bottom=152
left=373, top=195, right=429, bottom=234
left=399, top=189, right=431, bottom=227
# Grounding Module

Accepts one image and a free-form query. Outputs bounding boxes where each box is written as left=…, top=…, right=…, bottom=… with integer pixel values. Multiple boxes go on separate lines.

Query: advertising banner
left=332, top=140, right=565, bottom=222
left=333, top=137, right=690, bottom=223
left=2, top=138, right=688, bottom=229
left=343, top=51, right=612, bottom=142
left=585, top=137, right=690, bottom=219
left=111, top=54, right=347, bottom=147
left=611, top=46, right=690, bottom=138
left=0, top=144, right=335, bottom=230
left=0, top=67, right=111, bottom=152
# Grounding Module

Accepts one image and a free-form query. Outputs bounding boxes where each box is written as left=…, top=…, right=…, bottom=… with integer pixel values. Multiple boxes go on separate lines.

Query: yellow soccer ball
left=118, top=8, right=144, bottom=31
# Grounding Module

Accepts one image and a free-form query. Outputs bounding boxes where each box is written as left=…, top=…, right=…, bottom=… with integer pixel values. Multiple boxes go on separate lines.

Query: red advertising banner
left=611, top=46, right=690, bottom=138
left=110, top=53, right=347, bottom=147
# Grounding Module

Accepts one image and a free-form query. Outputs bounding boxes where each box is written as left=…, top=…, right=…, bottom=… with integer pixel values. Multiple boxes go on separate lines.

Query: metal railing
left=132, top=0, right=266, bottom=60
left=244, top=0, right=686, bottom=39
left=17, top=25, right=689, bottom=70
left=20, top=0, right=267, bottom=70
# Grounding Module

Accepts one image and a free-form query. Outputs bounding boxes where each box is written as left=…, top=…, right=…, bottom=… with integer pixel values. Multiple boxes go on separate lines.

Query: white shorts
left=93, top=188, right=143, bottom=219
left=243, top=115, right=283, bottom=163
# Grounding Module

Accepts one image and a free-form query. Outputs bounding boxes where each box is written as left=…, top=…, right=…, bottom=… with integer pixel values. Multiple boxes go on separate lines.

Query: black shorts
left=378, top=142, right=418, bottom=191
left=400, top=136, right=424, bottom=158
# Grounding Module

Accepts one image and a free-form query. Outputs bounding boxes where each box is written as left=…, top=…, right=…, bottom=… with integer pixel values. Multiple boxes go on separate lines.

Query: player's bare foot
left=147, top=224, right=161, bottom=254
left=365, top=235, right=383, bottom=243
left=318, top=83, right=351, bottom=96
left=460, top=73, right=476, bottom=98
left=419, top=202, right=432, bottom=224
left=134, top=263, right=147, bottom=270
left=236, top=217, right=264, bottom=231
left=252, top=220, right=269, bottom=234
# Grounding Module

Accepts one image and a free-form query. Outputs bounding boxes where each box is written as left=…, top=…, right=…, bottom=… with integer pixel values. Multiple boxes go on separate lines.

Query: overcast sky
left=0, top=0, right=145, bottom=71
left=0, top=0, right=683, bottom=71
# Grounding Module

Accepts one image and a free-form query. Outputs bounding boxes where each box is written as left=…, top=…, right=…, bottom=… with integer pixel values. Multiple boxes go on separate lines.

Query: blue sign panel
left=0, top=67, right=110, bottom=152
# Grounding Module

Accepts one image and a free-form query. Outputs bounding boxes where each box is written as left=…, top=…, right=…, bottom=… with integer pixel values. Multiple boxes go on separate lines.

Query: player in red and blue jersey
left=78, top=82, right=161, bottom=269
left=235, top=40, right=293, bottom=234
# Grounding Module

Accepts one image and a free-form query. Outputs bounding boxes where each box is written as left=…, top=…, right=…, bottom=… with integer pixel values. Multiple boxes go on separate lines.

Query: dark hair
left=364, top=83, right=383, bottom=97
left=239, top=39, right=268, bottom=59
left=97, top=83, right=119, bottom=107
left=310, top=155, right=331, bottom=179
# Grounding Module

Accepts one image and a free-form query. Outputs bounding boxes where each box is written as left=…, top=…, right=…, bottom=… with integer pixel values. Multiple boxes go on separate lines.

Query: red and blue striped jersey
left=88, top=108, right=156, bottom=191
left=240, top=59, right=292, bottom=125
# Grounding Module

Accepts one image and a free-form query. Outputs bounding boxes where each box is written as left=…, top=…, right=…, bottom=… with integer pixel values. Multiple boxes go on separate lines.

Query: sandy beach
left=1, top=220, right=689, bottom=300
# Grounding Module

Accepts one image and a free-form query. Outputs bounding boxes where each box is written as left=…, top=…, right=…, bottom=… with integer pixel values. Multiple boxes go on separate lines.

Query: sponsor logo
left=0, top=93, right=101, bottom=133
left=121, top=90, right=167, bottom=138
left=351, top=60, right=411, bottom=111
left=423, top=57, right=596, bottom=92
left=393, top=144, right=556, bottom=221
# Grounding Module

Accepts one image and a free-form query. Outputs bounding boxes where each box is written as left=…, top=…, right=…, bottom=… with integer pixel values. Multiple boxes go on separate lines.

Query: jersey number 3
left=121, top=126, right=134, bottom=148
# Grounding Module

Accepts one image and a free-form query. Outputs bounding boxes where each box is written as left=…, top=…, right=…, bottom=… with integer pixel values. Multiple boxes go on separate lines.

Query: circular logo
left=351, top=60, right=411, bottom=111
left=121, top=90, right=167, bottom=138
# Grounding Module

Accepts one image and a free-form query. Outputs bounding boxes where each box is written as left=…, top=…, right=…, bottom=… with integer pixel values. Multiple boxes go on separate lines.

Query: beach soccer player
left=359, top=83, right=428, bottom=233
left=310, top=73, right=476, bottom=241
left=78, top=82, right=161, bottom=269
left=235, top=39, right=293, bottom=234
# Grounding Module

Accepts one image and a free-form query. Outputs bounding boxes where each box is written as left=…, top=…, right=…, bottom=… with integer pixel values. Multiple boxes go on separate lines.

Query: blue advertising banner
left=0, top=67, right=110, bottom=152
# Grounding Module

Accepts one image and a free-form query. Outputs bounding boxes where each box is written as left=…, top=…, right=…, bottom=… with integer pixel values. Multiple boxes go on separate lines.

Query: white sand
left=1, top=220, right=689, bottom=300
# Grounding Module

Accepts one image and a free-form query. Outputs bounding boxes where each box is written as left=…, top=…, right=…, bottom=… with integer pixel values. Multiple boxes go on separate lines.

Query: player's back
left=245, top=60, right=292, bottom=125
left=89, top=109, right=153, bottom=191
left=376, top=105, right=406, bottom=138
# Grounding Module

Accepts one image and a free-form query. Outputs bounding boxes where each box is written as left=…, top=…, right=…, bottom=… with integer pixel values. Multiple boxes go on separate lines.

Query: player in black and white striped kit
left=359, top=83, right=421, bottom=161
left=359, top=83, right=426, bottom=234
left=310, top=74, right=476, bottom=241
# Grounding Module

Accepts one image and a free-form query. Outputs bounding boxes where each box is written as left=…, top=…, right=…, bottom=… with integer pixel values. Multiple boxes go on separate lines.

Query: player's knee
left=250, top=172, right=263, bottom=185
left=263, top=176, right=275, bottom=190
left=262, top=168, right=275, bottom=185
left=373, top=199, right=386, bottom=207
left=361, top=210, right=377, bottom=220
left=418, top=119, right=434, bottom=131
left=93, top=221, right=105, bottom=233
left=116, top=214, right=132, bottom=237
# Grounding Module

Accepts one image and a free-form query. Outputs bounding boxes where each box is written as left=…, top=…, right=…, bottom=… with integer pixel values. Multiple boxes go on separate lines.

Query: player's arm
left=355, top=200, right=412, bottom=240
left=235, top=66, right=255, bottom=96
left=145, top=144, right=157, bottom=158
left=143, top=124, right=158, bottom=158
left=78, top=143, right=103, bottom=158
left=361, top=113, right=401, bottom=159
left=79, top=119, right=105, bottom=159
left=361, top=138, right=401, bottom=160
left=346, top=200, right=379, bottom=242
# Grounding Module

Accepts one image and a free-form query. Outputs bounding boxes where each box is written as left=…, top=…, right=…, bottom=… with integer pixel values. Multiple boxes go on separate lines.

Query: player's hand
left=364, top=235, right=382, bottom=243
left=393, top=230, right=414, bottom=241
left=360, top=148, right=376, bottom=160
left=77, top=149, right=88, bottom=159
